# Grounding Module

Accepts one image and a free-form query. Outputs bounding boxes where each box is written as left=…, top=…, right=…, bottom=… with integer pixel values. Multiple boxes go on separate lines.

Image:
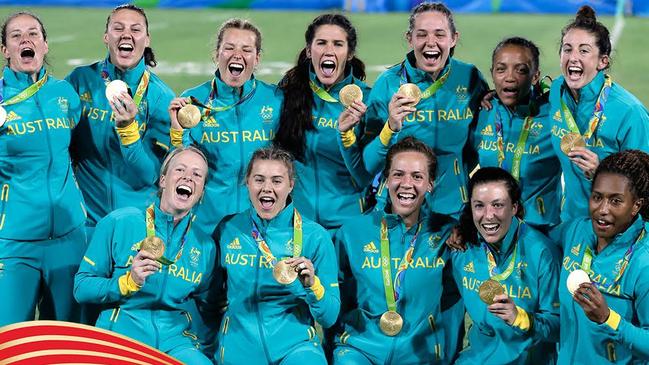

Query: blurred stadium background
left=0, top=0, right=648, bottom=105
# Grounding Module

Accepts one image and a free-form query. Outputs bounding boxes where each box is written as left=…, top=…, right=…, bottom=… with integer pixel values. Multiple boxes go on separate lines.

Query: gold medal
left=379, top=310, right=403, bottom=336
left=0, top=106, right=6, bottom=127
left=478, top=279, right=505, bottom=305
left=339, top=84, right=363, bottom=108
left=272, top=259, right=298, bottom=285
left=560, top=132, right=586, bottom=155
left=140, top=236, right=165, bottom=260
left=177, top=104, right=201, bottom=129
left=397, top=83, right=422, bottom=107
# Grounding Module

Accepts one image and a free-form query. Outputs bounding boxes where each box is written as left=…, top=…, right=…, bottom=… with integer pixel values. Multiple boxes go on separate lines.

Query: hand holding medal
left=387, top=88, right=418, bottom=132
left=337, top=85, right=367, bottom=133
left=130, top=245, right=163, bottom=286
left=284, top=257, right=315, bottom=287
left=478, top=279, right=505, bottom=305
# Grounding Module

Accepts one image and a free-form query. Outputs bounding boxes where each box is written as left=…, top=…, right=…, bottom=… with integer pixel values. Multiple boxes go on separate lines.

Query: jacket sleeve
left=339, top=75, right=399, bottom=178
left=303, top=227, right=341, bottom=328
left=524, top=246, right=560, bottom=343
left=74, top=216, right=127, bottom=304
left=618, top=101, right=649, bottom=153
left=116, top=86, right=174, bottom=188
left=593, top=263, right=649, bottom=359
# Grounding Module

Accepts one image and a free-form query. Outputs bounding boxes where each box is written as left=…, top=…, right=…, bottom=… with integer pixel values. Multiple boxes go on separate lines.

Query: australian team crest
left=58, top=97, right=69, bottom=113
left=260, top=105, right=273, bottom=121
left=190, top=247, right=201, bottom=267
left=455, top=85, right=468, bottom=100
left=528, top=121, right=544, bottom=138
left=428, top=234, right=442, bottom=250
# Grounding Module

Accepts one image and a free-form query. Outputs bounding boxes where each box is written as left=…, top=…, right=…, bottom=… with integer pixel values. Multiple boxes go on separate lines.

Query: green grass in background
left=2, top=6, right=648, bottom=105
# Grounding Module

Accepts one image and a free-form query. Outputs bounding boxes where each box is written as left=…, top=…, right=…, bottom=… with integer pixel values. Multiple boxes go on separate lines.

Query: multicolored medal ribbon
left=251, top=209, right=303, bottom=284
left=101, top=60, right=150, bottom=110
left=0, top=73, right=48, bottom=126
left=478, top=223, right=522, bottom=304
left=378, top=219, right=421, bottom=336
left=580, top=228, right=644, bottom=292
left=189, top=77, right=257, bottom=120
left=143, top=204, right=192, bottom=266
left=399, top=61, right=451, bottom=100
left=559, top=74, right=612, bottom=145
left=494, top=111, right=534, bottom=181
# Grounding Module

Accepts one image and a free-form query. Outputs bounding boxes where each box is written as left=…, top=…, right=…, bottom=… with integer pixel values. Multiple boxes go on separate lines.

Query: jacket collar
left=213, top=70, right=256, bottom=102
left=250, top=199, right=295, bottom=230
left=403, top=51, right=452, bottom=84
left=2, top=66, right=46, bottom=93
left=103, top=55, right=147, bottom=87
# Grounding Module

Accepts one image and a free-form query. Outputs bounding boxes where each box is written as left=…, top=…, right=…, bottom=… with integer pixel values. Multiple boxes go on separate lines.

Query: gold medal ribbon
left=399, top=61, right=451, bottom=100
left=251, top=209, right=303, bottom=266
left=494, top=112, right=534, bottom=181
left=560, top=74, right=612, bottom=144
left=0, top=72, right=48, bottom=106
left=380, top=219, right=421, bottom=311
left=309, top=80, right=339, bottom=103
left=189, top=78, right=257, bottom=120
left=482, top=223, right=522, bottom=282
left=144, top=204, right=192, bottom=266
left=580, top=229, right=644, bottom=291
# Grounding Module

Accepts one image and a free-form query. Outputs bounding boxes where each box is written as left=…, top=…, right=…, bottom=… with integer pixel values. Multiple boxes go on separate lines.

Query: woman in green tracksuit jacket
left=471, top=37, right=561, bottom=234
left=341, top=2, right=487, bottom=219
left=169, top=18, right=282, bottom=238
left=0, top=12, right=87, bottom=326
left=214, top=146, right=339, bottom=365
left=550, top=6, right=649, bottom=221
left=66, top=4, right=174, bottom=232
left=452, top=167, right=559, bottom=365
left=273, top=14, right=372, bottom=233
left=333, top=137, right=458, bottom=365
left=556, top=150, right=649, bottom=364
left=74, top=147, right=221, bottom=365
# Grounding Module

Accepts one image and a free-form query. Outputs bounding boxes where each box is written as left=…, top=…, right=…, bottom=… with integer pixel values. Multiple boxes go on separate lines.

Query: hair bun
left=575, top=5, right=597, bottom=26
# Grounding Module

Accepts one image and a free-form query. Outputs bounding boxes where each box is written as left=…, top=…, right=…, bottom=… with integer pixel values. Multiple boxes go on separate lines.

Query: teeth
left=118, top=44, right=133, bottom=51
left=423, top=51, right=440, bottom=58
left=229, top=63, right=244, bottom=71
left=321, top=60, right=335, bottom=69
left=176, top=185, right=192, bottom=196
left=397, top=193, right=415, bottom=200
left=482, top=223, right=499, bottom=232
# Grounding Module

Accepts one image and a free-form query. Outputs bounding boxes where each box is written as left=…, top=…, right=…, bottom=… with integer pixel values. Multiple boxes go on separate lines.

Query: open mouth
left=175, top=184, right=193, bottom=201
left=117, top=42, right=134, bottom=57
left=423, top=50, right=441, bottom=62
left=20, top=47, right=35, bottom=60
left=567, top=66, right=583, bottom=80
left=320, top=60, right=336, bottom=77
left=594, top=218, right=613, bottom=230
left=396, top=192, right=416, bottom=205
left=501, top=86, right=519, bottom=98
left=228, top=62, right=244, bottom=77
left=259, top=196, right=275, bottom=210
left=481, top=223, right=500, bottom=233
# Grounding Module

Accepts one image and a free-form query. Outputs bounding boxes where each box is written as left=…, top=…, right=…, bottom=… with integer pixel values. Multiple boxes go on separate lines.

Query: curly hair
left=592, top=150, right=649, bottom=219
